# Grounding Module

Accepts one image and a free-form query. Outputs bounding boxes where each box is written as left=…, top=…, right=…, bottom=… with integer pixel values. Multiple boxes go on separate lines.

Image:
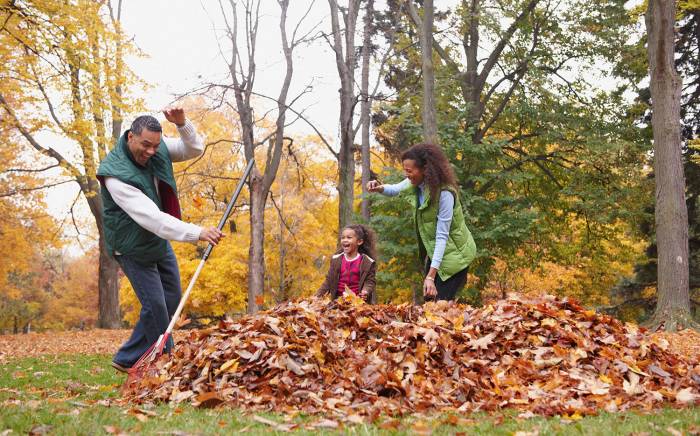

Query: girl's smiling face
left=340, top=228, right=363, bottom=257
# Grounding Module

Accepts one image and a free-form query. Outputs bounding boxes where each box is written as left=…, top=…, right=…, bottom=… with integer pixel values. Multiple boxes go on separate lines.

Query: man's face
left=127, top=129, right=161, bottom=166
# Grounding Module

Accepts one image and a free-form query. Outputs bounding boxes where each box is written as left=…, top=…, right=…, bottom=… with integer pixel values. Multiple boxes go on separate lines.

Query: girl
left=316, top=224, right=377, bottom=303
left=367, top=143, right=476, bottom=301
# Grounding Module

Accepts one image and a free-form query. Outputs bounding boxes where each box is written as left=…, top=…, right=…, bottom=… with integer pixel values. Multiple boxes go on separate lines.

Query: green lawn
left=0, top=354, right=698, bottom=435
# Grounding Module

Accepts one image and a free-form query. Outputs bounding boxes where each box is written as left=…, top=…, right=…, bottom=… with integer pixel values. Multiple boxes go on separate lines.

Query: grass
left=0, top=354, right=699, bottom=435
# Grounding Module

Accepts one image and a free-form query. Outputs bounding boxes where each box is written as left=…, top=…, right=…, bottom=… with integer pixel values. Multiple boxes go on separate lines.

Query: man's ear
left=127, top=131, right=133, bottom=143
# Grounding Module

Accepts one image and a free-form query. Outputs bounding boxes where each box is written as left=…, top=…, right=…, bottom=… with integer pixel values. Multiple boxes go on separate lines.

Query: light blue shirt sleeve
left=381, top=178, right=411, bottom=197
left=430, top=190, right=455, bottom=270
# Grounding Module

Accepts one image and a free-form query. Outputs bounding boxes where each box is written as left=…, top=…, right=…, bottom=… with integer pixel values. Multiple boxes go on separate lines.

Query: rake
left=124, top=159, right=255, bottom=388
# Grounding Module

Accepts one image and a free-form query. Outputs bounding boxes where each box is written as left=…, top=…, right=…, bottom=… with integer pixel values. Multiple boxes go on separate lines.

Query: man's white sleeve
left=163, top=120, right=204, bottom=162
left=104, top=177, right=201, bottom=242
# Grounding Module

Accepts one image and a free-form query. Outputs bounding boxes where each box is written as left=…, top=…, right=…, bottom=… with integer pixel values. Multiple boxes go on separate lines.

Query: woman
left=367, top=143, right=476, bottom=301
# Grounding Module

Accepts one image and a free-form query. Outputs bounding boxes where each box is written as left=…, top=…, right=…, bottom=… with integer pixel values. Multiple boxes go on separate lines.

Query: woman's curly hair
left=401, top=143, right=457, bottom=204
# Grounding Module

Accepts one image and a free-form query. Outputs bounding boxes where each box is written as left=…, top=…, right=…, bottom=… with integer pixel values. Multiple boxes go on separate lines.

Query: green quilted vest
left=96, top=131, right=180, bottom=264
left=404, top=184, right=476, bottom=280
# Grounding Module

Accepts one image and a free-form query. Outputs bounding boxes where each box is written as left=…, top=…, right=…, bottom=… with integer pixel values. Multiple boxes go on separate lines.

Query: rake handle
left=161, top=159, right=255, bottom=341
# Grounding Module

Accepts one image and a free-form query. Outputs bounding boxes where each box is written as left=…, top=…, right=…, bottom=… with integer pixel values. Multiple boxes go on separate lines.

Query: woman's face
left=402, top=159, right=425, bottom=186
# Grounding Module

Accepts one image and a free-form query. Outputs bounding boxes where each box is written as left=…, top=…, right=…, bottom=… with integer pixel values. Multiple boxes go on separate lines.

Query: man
left=97, top=108, right=223, bottom=372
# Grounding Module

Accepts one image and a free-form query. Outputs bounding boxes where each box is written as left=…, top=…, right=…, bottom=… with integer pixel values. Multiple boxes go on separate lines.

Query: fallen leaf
left=676, top=388, right=698, bottom=404
left=28, top=424, right=53, bottom=435
left=309, top=418, right=339, bottom=429
left=667, top=427, right=683, bottom=436
left=193, top=392, right=224, bottom=408
left=252, top=415, right=295, bottom=432
left=468, top=332, right=496, bottom=350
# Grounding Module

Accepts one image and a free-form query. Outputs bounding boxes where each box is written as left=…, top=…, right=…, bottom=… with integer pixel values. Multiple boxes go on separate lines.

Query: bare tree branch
left=4, top=164, right=60, bottom=173
left=404, top=0, right=460, bottom=73
left=476, top=0, right=540, bottom=91
left=0, top=179, right=75, bottom=197
left=0, top=92, right=86, bottom=189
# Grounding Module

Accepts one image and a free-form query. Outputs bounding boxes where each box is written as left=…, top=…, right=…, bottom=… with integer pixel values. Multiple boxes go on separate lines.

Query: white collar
left=343, top=253, right=361, bottom=262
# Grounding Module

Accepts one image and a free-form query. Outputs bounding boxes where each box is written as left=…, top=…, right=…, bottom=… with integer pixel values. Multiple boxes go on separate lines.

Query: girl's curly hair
left=401, top=143, right=457, bottom=204
left=342, top=224, right=378, bottom=260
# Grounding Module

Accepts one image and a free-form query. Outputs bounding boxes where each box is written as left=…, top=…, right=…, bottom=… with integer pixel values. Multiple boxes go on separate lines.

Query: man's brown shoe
left=111, top=361, right=129, bottom=373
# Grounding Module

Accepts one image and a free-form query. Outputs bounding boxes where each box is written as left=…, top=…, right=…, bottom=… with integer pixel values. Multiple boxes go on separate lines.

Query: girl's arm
left=360, top=260, right=377, bottom=303
left=315, top=258, right=334, bottom=298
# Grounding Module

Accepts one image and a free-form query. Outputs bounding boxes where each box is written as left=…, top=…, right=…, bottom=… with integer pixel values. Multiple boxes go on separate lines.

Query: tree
left=327, top=1, right=396, bottom=230
left=327, top=0, right=361, bottom=232
left=0, top=0, right=138, bottom=328
left=359, top=0, right=375, bottom=222
left=405, top=0, right=438, bottom=143
left=645, top=0, right=694, bottom=330
left=214, top=0, right=318, bottom=313
left=41, top=250, right=99, bottom=331
left=608, top=2, right=700, bottom=323
left=370, top=0, right=648, bottom=302
left=0, top=123, right=62, bottom=333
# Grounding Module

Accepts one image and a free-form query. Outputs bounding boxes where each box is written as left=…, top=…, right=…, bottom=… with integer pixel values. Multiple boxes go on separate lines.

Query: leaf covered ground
left=0, top=329, right=131, bottom=364
left=121, top=295, right=700, bottom=422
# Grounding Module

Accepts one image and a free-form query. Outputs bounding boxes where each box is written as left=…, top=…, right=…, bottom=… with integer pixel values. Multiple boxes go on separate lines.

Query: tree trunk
left=85, top=189, right=121, bottom=328
left=420, top=0, right=438, bottom=144
left=97, top=236, right=121, bottom=328
left=338, top=125, right=356, bottom=231
left=329, top=0, right=360, bottom=232
left=645, top=0, right=695, bottom=331
left=247, top=175, right=266, bottom=314
left=278, top=169, right=287, bottom=303
left=416, top=0, right=438, bottom=304
left=360, top=0, right=374, bottom=222
left=224, top=0, right=294, bottom=313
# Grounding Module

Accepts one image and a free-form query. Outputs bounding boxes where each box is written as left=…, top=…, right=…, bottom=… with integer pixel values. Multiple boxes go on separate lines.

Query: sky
left=120, top=0, right=342, bottom=140
left=46, top=1, right=355, bottom=250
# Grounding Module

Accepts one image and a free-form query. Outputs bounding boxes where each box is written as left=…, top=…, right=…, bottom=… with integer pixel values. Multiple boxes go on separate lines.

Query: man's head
left=127, top=115, right=162, bottom=166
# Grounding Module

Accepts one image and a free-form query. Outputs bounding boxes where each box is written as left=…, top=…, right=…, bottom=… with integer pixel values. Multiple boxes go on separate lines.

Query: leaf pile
left=122, top=294, right=700, bottom=419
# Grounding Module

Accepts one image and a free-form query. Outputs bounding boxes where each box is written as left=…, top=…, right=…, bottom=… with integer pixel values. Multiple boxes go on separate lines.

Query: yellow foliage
left=485, top=220, right=645, bottom=307
left=41, top=251, right=99, bottom=330
left=0, top=129, right=63, bottom=331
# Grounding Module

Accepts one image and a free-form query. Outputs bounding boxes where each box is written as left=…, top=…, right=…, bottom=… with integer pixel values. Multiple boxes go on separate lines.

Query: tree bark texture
left=646, top=0, right=693, bottom=330
left=360, top=0, right=374, bottom=221
left=420, top=0, right=438, bottom=144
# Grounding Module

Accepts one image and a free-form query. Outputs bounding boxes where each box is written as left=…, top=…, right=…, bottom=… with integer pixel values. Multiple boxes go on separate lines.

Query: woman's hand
left=359, top=289, right=369, bottom=301
left=366, top=180, right=384, bottom=193
left=423, top=276, right=437, bottom=299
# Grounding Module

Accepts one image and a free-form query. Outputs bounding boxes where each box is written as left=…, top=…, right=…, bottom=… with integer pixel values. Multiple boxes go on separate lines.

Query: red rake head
left=123, top=333, right=170, bottom=390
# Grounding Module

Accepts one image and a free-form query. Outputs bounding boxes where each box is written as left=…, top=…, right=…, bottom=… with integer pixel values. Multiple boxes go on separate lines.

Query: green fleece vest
left=404, top=185, right=477, bottom=280
left=96, top=131, right=179, bottom=264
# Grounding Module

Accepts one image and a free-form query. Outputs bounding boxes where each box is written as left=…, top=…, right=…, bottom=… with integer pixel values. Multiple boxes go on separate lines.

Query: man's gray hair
left=130, top=115, right=162, bottom=135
